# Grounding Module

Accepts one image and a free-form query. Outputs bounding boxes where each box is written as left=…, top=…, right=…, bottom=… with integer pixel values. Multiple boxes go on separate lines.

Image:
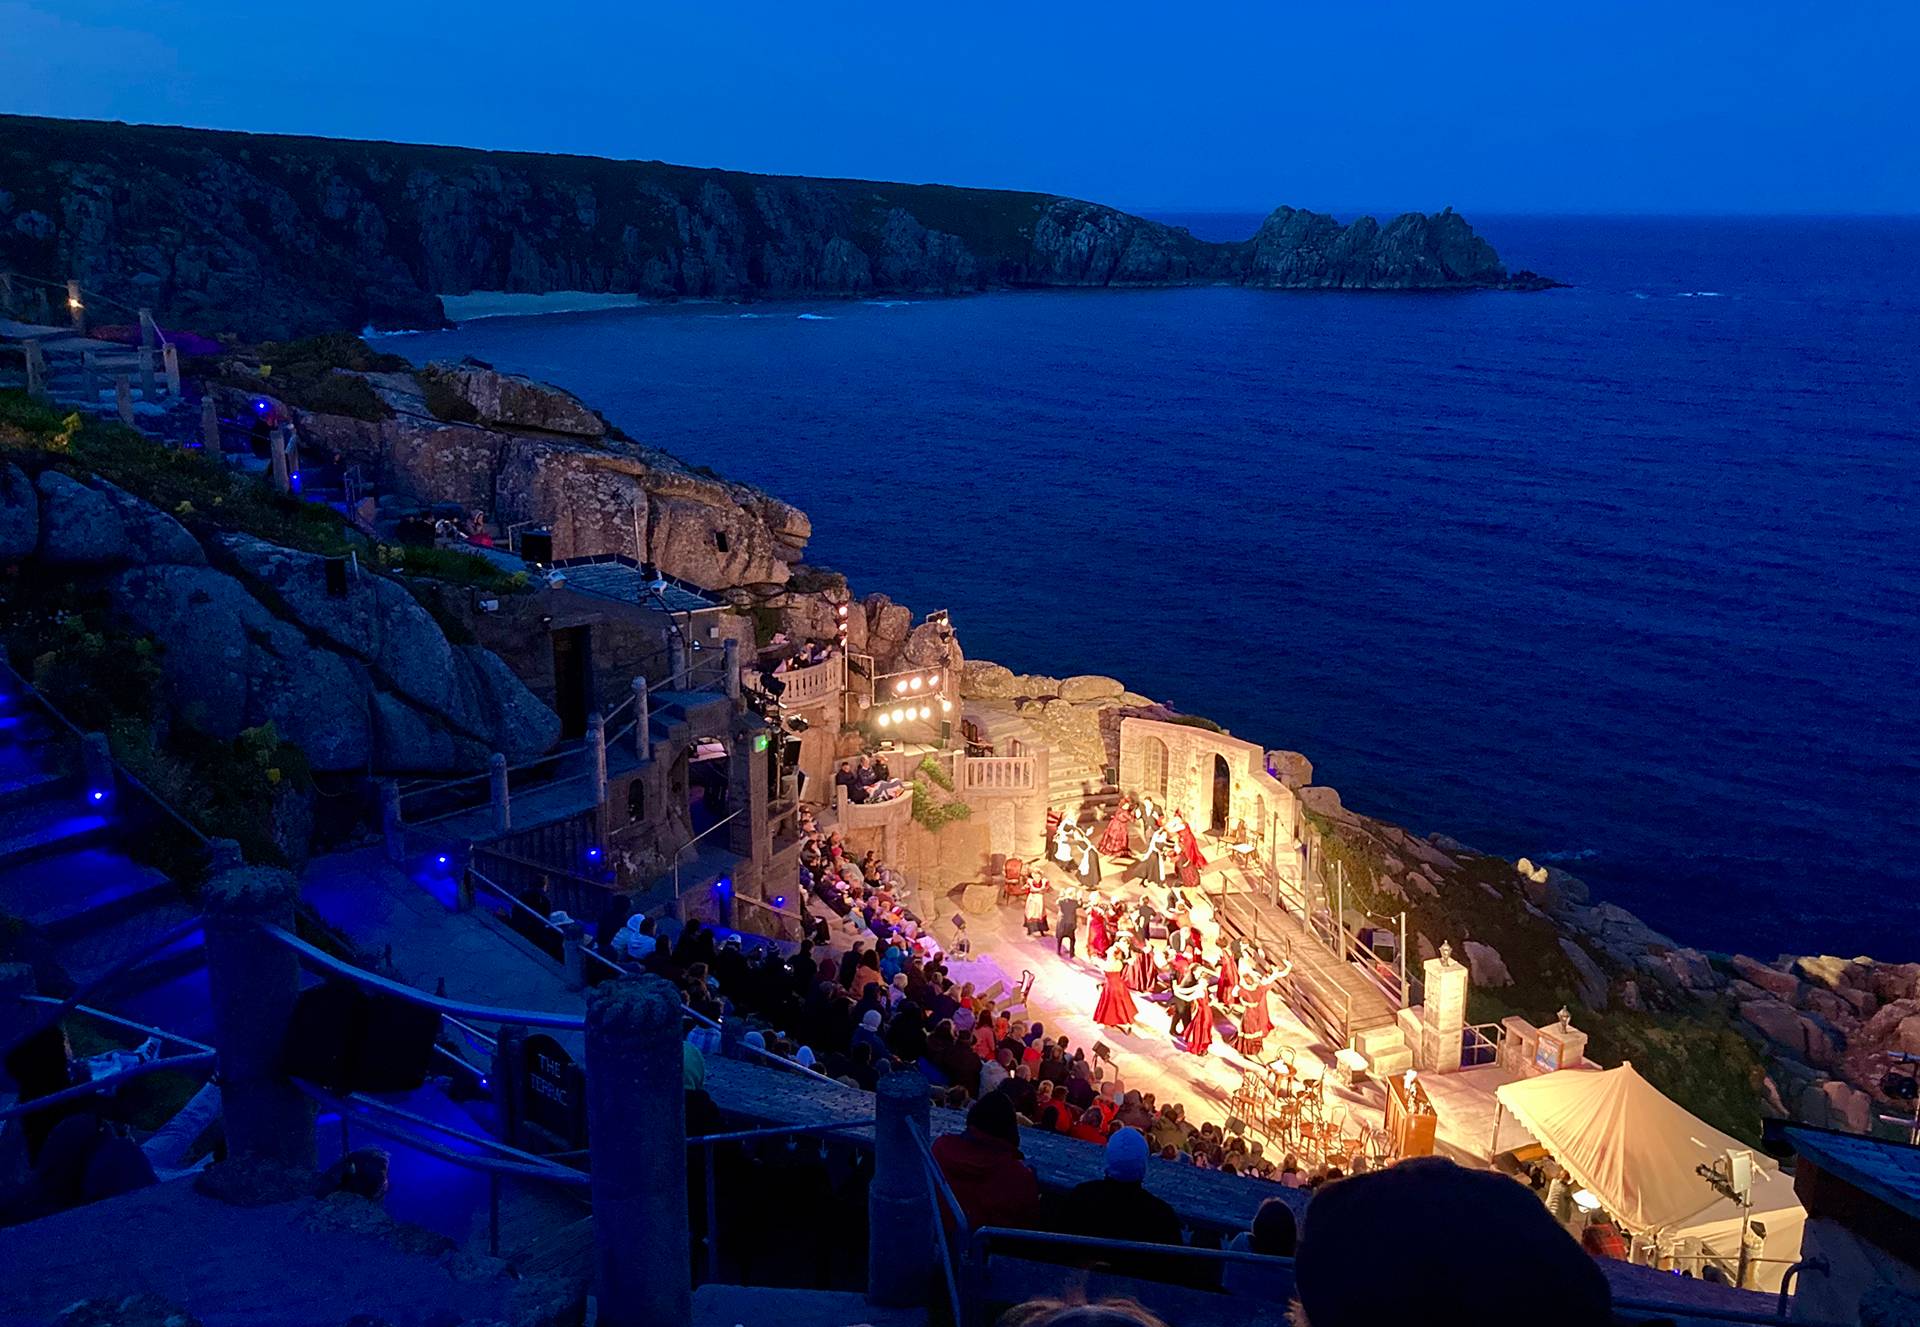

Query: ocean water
left=392, top=216, right=1920, bottom=961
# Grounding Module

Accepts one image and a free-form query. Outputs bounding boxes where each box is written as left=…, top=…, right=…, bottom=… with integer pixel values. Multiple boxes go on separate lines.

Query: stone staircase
left=0, top=684, right=212, bottom=1041
left=964, top=702, right=1119, bottom=826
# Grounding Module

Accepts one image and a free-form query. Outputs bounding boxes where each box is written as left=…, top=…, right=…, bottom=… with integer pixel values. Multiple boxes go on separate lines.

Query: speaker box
left=282, top=980, right=369, bottom=1092
left=350, top=993, right=443, bottom=1092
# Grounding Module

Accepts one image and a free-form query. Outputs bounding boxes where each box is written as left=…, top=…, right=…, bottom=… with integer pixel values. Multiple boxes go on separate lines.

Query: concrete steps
left=0, top=843, right=175, bottom=940
left=0, top=796, right=111, bottom=868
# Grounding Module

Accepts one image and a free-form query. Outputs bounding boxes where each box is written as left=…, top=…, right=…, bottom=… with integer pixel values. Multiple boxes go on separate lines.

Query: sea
left=389, top=215, right=1920, bottom=962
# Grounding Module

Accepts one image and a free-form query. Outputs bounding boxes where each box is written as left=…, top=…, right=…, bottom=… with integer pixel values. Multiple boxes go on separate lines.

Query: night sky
left=2, top=0, right=1914, bottom=215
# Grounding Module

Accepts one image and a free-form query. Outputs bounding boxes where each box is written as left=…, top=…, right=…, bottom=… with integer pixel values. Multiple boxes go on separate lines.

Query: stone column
left=138, top=310, right=157, bottom=400
left=1419, top=942, right=1469, bottom=1073
left=202, top=866, right=314, bottom=1165
left=268, top=428, right=292, bottom=494
left=631, top=676, right=651, bottom=763
left=115, top=375, right=134, bottom=426
left=379, top=780, right=404, bottom=865
left=668, top=636, right=688, bottom=687
left=163, top=343, right=181, bottom=397
left=24, top=341, right=47, bottom=402
left=869, top=1069, right=935, bottom=1307
left=723, top=638, right=741, bottom=704
left=585, top=977, right=689, bottom=1327
left=490, top=753, right=511, bottom=835
left=588, top=713, right=608, bottom=807
left=562, top=921, right=588, bottom=991
left=726, top=711, right=769, bottom=877
left=201, top=397, right=220, bottom=450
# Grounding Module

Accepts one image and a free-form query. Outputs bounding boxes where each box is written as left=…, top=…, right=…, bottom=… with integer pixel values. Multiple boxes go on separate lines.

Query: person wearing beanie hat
left=931, top=1091, right=1042, bottom=1231
left=1294, top=1158, right=1610, bottom=1327
left=1052, top=1126, right=1188, bottom=1282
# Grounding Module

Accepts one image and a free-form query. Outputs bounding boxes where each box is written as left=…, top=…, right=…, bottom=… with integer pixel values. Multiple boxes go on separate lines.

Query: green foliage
left=0, top=392, right=80, bottom=450
left=1166, top=713, right=1226, bottom=733
left=260, top=333, right=410, bottom=375
left=1582, top=1008, right=1769, bottom=1144
left=419, top=370, right=480, bottom=423
left=916, top=754, right=954, bottom=791
left=910, top=777, right=972, bottom=832
left=750, top=605, right=783, bottom=647
left=222, top=333, right=405, bottom=421
left=374, top=541, right=525, bottom=592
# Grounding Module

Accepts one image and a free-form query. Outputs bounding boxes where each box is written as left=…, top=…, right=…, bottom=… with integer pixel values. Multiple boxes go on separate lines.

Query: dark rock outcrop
left=0, top=116, right=1556, bottom=339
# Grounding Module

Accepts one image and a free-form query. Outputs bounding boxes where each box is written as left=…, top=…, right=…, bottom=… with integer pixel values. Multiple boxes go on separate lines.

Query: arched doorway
left=1210, top=754, right=1231, bottom=834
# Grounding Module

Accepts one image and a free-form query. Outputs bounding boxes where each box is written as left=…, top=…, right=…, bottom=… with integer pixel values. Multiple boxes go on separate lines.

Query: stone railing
left=961, top=755, right=1036, bottom=794
left=776, top=654, right=844, bottom=710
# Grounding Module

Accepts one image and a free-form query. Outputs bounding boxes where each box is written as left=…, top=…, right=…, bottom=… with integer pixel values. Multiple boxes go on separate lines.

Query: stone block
left=1731, top=954, right=1802, bottom=1003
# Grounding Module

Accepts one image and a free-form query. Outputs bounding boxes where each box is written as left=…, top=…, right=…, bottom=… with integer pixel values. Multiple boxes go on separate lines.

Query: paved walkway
left=301, top=845, right=587, bottom=1054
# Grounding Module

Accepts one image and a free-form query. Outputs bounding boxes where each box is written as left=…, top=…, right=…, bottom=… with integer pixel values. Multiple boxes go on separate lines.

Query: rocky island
left=0, top=115, right=1556, bottom=339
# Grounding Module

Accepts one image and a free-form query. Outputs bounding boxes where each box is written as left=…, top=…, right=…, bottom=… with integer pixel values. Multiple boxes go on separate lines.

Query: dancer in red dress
left=1097, top=799, right=1135, bottom=857
left=1169, top=811, right=1207, bottom=876
left=1124, top=939, right=1157, bottom=992
left=1232, top=966, right=1273, bottom=1056
left=1181, top=968, right=1217, bottom=1055
left=1215, top=940, right=1242, bottom=1007
left=1092, top=949, right=1137, bottom=1034
left=1086, top=894, right=1111, bottom=959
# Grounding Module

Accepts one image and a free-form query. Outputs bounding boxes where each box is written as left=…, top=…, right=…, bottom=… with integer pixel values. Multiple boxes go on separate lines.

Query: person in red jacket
left=932, top=1093, right=1042, bottom=1230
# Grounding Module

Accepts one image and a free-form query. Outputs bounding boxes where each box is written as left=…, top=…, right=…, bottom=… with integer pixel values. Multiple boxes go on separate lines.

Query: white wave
left=864, top=300, right=915, bottom=308
left=1535, top=848, right=1600, bottom=863
left=796, top=313, right=834, bottom=321
left=1675, top=291, right=1724, bottom=298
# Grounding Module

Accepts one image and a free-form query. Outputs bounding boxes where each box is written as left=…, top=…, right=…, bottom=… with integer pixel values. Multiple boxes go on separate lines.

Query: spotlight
left=876, top=712, right=891, bottom=727
left=88, top=789, right=108, bottom=803
left=894, top=679, right=909, bottom=695
left=837, top=604, right=849, bottom=618
left=919, top=705, right=931, bottom=720
left=586, top=846, right=602, bottom=863
left=435, top=854, right=449, bottom=867
left=909, top=676, right=923, bottom=692
left=252, top=399, right=270, bottom=414
left=940, top=699, right=952, bottom=713
left=929, top=673, right=940, bottom=686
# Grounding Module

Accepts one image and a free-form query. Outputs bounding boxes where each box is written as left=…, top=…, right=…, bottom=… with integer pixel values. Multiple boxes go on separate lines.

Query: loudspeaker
left=282, top=980, right=369, bottom=1092
left=351, top=993, right=443, bottom=1092
left=519, top=530, right=553, bottom=564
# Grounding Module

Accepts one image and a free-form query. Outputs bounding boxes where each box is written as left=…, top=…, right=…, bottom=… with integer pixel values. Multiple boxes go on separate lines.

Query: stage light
left=876, top=711, right=891, bottom=727
left=253, top=398, right=270, bottom=414
left=919, top=705, right=931, bottom=720
left=910, top=676, right=923, bottom=692
left=837, top=604, right=849, bottom=618
left=929, top=673, right=940, bottom=686
left=435, top=854, right=449, bottom=867
left=774, top=895, right=787, bottom=907
left=894, top=679, right=909, bottom=695
left=586, top=846, right=602, bottom=863
left=940, top=699, right=952, bottom=713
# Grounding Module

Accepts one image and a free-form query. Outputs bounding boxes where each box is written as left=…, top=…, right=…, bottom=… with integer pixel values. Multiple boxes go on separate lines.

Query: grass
left=210, top=333, right=406, bottom=422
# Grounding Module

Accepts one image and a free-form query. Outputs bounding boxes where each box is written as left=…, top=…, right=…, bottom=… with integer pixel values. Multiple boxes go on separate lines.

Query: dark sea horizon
left=391, top=214, right=1920, bottom=963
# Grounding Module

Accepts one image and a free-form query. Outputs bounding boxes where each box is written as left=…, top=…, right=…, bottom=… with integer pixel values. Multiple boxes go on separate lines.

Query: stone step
left=0, top=796, right=111, bottom=869
left=54, top=898, right=204, bottom=993
left=0, top=843, right=176, bottom=940
left=1366, top=1044, right=1416, bottom=1079
left=693, top=1285, right=927, bottom=1327
left=1352, top=1022, right=1407, bottom=1058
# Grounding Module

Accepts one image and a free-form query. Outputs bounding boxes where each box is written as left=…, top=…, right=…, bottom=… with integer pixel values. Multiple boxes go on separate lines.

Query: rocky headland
left=1, top=116, right=1556, bottom=339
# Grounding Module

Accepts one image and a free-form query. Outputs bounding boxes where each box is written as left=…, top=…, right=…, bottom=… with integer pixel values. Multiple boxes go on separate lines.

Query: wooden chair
left=1002, top=857, right=1029, bottom=904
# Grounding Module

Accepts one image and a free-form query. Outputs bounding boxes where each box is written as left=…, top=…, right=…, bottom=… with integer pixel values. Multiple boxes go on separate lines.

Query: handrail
left=3, top=914, right=205, bottom=1060
left=264, top=924, right=588, bottom=1031
left=470, top=866, right=568, bottom=938
left=0, top=656, right=212, bottom=849
left=687, top=1118, right=877, bottom=1148
left=292, top=1079, right=591, bottom=1187
left=908, top=1120, right=967, bottom=1327
left=0, top=1051, right=216, bottom=1122
left=20, top=994, right=215, bottom=1055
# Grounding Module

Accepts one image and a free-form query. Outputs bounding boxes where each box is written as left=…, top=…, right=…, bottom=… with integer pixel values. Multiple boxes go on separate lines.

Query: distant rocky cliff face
left=0, top=116, right=1553, bottom=339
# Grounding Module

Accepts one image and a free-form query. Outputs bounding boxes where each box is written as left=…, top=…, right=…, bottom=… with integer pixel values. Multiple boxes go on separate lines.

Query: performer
left=1092, top=947, right=1137, bottom=1035
left=1124, top=936, right=1157, bottom=992
left=1215, top=934, right=1242, bottom=1007
left=1053, top=812, right=1075, bottom=867
left=1137, top=794, right=1161, bottom=838
left=1169, top=810, right=1208, bottom=875
left=1131, top=823, right=1173, bottom=886
left=1097, top=797, right=1136, bottom=858
left=1168, top=958, right=1203, bottom=1037
left=1232, top=961, right=1273, bottom=1056
left=1044, top=805, right=1063, bottom=857
left=1175, top=964, right=1214, bottom=1053
left=1056, top=887, right=1080, bottom=958
left=1086, top=892, right=1111, bottom=959
left=1073, top=827, right=1103, bottom=892
left=1023, top=875, right=1050, bottom=936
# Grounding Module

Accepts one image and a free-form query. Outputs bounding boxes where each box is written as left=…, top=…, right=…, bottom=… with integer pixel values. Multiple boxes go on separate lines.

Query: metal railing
left=688, top=1118, right=877, bottom=1282
left=0, top=993, right=217, bottom=1124
left=908, top=1119, right=970, bottom=1327
left=1463, top=1022, right=1504, bottom=1068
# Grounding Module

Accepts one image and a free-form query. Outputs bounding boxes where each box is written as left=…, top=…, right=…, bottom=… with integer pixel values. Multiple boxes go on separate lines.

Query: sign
left=522, top=1033, right=586, bottom=1146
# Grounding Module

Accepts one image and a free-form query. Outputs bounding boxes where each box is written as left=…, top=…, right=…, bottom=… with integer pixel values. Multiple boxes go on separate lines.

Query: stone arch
left=1141, top=735, right=1169, bottom=801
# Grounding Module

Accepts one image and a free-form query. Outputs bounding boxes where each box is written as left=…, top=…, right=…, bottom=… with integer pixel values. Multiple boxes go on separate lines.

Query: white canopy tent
left=1493, top=1062, right=1805, bottom=1292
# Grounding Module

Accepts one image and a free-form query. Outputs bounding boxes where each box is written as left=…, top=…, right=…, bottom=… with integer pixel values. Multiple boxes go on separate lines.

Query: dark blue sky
left=4, top=0, right=1914, bottom=214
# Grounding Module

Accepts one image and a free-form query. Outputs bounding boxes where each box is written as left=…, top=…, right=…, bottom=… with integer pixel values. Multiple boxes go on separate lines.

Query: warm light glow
left=919, top=705, right=931, bottom=720
left=894, top=680, right=909, bottom=695
left=909, top=676, right=923, bottom=692
left=929, top=673, right=940, bottom=686
left=940, top=699, right=952, bottom=713
left=876, top=711, right=891, bottom=727
left=1571, top=1190, right=1602, bottom=1213
left=68, top=297, right=82, bottom=310
left=837, top=604, right=849, bottom=618
left=892, top=708, right=906, bottom=723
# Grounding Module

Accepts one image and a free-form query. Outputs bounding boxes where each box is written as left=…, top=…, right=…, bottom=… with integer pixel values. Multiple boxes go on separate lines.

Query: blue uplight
left=252, top=398, right=270, bottom=413
left=88, top=789, right=108, bottom=803
left=773, top=895, right=787, bottom=908
left=435, top=853, right=449, bottom=867
left=586, top=846, right=602, bottom=862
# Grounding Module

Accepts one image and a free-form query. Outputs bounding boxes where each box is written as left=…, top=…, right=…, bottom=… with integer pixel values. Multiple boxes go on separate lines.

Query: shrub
left=1166, top=713, right=1226, bottom=734
left=910, top=778, right=972, bottom=832
left=916, top=754, right=954, bottom=791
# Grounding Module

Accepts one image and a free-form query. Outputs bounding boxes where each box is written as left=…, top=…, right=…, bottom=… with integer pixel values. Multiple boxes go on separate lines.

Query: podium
left=1386, top=1073, right=1438, bottom=1159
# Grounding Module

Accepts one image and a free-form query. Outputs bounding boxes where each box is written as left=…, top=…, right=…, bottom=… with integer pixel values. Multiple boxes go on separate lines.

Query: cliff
left=0, top=116, right=1554, bottom=339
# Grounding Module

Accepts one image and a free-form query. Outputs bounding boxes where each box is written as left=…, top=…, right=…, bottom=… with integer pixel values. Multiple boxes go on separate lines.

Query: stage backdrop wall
left=1117, top=717, right=1302, bottom=880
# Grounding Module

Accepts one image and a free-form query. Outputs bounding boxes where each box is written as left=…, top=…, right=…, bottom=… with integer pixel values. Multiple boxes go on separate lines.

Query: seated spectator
left=1068, top=1107, right=1109, bottom=1144
left=1293, top=1158, right=1611, bottom=1327
left=1052, top=1127, right=1184, bottom=1248
left=931, top=1093, right=1042, bottom=1231
left=1223, top=1197, right=1298, bottom=1301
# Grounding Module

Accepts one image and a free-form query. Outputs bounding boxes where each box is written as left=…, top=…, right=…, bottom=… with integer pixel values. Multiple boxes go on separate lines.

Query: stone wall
left=1117, top=716, right=1303, bottom=874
